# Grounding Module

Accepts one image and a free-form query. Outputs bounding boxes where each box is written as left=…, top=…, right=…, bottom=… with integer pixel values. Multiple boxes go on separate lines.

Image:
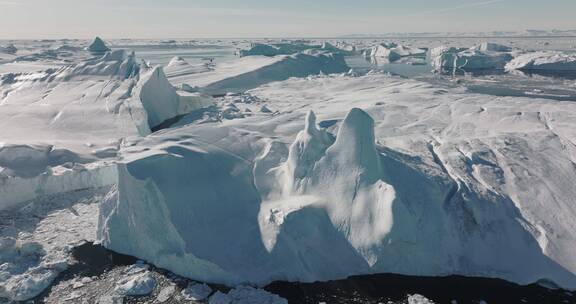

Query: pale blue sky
left=0, top=0, right=574, bottom=39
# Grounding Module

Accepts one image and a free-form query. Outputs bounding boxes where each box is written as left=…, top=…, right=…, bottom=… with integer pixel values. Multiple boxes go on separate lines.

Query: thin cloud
left=0, top=1, right=26, bottom=5
left=404, top=0, right=506, bottom=17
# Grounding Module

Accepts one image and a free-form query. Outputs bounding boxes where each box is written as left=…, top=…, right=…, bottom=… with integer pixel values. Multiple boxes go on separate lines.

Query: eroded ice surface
left=99, top=73, right=576, bottom=289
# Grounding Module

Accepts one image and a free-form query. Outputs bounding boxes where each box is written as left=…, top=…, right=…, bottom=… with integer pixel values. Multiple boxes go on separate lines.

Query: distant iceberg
left=87, top=37, right=111, bottom=55
left=366, top=43, right=426, bottom=61
left=0, top=43, right=17, bottom=54
left=430, top=43, right=513, bottom=70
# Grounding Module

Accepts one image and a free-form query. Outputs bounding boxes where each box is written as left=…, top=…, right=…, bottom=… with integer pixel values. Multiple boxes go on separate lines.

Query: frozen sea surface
left=2, top=36, right=576, bottom=302
left=110, top=37, right=576, bottom=101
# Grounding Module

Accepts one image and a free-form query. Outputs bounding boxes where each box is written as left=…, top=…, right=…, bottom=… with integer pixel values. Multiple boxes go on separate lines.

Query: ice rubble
left=99, top=73, right=576, bottom=289
left=0, top=188, right=105, bottom=300
left=87, top=37, right=111, bottom=55
left=167, top=50, right=349, bottom=95
left=181, top=282, right=212, bottom=301
left=408, top=294, right=435, bottom=304
left=506, top=51, right=576, bottom=71
left=114, top=271, right=157, bottom=296
left=219, top=286, right=288, bottom=304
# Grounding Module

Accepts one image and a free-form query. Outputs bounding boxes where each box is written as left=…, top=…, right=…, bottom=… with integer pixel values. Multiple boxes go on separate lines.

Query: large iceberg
left=506, top=51, right=576, bottom=71
left=98, top=73, right=576, bottom=290
left=0, top=49, right=212, bottom=210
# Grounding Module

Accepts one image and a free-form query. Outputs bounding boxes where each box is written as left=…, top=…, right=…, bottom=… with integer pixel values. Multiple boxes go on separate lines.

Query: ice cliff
left=98, top=75, right=576, bottom=289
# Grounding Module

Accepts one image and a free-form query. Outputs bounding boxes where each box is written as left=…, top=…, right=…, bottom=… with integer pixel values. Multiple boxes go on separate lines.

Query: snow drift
left=98, top=74, right=576, bottom=289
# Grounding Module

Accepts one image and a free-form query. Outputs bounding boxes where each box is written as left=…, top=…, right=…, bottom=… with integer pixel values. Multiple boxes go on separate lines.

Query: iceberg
left=87, top=37, right=111, bottom=55
left=98, top=73, right=576, bottom=289
left=366, top=43, right=426, bottom=61
left=473, top=42, right=512, bottom=52
left=432, top=48, right=513, bottom=70
left=0, top=49, right=212, bottom=210
left=0, top=44, right=17, bottom=55
left=506, top=51, right=576, bottom=71
left=238, top=43, right=313, bottom=57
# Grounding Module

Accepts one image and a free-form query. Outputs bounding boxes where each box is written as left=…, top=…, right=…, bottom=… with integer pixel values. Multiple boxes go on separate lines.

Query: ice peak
left=328, top=108, right=381, bottom=181
left=88, top=37, right=110, bottom=54
left=304, top=110, right=318, bottom=135
left=336, top=108, right=375, bottom=146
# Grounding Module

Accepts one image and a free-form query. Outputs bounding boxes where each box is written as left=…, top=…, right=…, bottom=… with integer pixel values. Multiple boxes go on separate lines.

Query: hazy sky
left=0, top=0, right=574, bottom=39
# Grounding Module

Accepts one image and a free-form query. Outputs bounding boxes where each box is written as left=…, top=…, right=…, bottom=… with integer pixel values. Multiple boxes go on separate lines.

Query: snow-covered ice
left=114, top=271, right=156, bottom=296
left=166, top=50, right=349, bottom=95
left=408, top=294, right=435, bottom=304
left=99, top=73, right=576, bottom=289
left=366, top=43, right=426, bottom=61
left=3, top=36, right=576, bottom=302
left=0, top=188, right=107, bottom=300
left=431, top=47, right=513, bottom=70
left=506, top=51, right=576, bottom=71
left=0, top=47, right=215, bottom=210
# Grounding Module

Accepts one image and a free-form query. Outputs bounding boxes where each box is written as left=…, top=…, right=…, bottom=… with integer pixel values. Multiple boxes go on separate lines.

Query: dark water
left=32, top=243, right=576, bottom=304
left=267, top=274, right=576, bottom=304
